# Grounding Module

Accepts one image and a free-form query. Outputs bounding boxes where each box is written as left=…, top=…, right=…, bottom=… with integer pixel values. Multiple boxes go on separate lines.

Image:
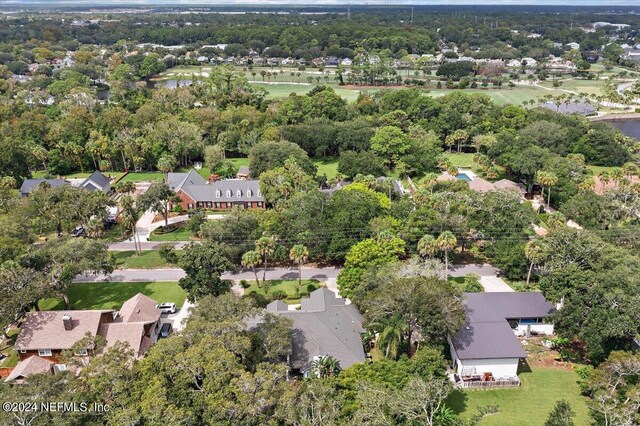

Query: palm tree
left=86, top=218, right=104, bottom=239
left=157, top=154, right=177, bottom=179
left=241, top=250, right=261, bottom=286
left=598, top=171, right=611, bottom=192
left=611, top=169, right=625, bottom=188
left=542, top=172, right=558, bottom=208
left=524, top=240, right=546, bottom=288
left=436, top=231, right=457, bottom=273
left=417, top=234, right=438, bottom=258
left=311, top=355, right=341, bottom=378
left=372, top=314, right=408, bottom=359
left=289, top=244, right=309, bottom=287
left=120, top=195, right=141, bottom=253
left=255, top=236, right=276, bottom=285
left=116, top=181, right=136, bottom=195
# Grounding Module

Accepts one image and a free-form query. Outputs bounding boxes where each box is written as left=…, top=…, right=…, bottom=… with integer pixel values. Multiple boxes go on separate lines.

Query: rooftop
left=451, top=292, right=554, bottom=360
left=14, top=310, right=113, bottom=351
left=265, top=288, right=365, bottom=371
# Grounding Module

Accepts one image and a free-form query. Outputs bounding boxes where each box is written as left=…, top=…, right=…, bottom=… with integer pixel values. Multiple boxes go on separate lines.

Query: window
left=215, top=190, right=221, bottom=198
left=74, top=349, right=88, bottom=356
left=38, top=349, right=52, bottom=357
left=53, top=364, right=67, bottom=373
left=19, top=349, right=26, bottom=354
left=519, top=318, right=540, bottom=325
left=247, top=189, right=253, bottom=197
left=226, top=190, right=231, bottom=198
left=237, top=189, right=242, bottom=197
left=188, top=204, right=193, bottom=209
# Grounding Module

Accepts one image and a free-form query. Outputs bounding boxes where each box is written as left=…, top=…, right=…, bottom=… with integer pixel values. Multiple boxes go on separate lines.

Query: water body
left=611, top=119, right=640, bottom=140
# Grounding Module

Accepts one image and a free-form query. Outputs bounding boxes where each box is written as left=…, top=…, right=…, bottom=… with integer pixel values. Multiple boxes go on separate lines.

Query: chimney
left=62, top=313, right=73, bottom=331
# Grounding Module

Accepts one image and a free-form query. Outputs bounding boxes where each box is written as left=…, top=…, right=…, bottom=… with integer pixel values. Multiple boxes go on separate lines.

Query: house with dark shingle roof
left=448, top=292, right=554, bottom=385
left=167, top=169, right=265, bottom=211
left=256, top=288, right=366, bottom=377
left=80, top=170, right=111, bottom=193
left=19, top=178, right=69, bottom=197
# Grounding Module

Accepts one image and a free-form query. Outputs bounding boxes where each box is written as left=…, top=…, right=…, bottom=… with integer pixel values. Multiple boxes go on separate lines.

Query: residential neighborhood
left=0, top=3, right=639, bottom=426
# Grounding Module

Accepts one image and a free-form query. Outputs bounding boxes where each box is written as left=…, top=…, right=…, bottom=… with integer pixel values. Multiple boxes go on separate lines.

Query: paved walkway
left=165, top=299, right=194, bottom=332
left=449, top=264, right=513, bottom=292
left=133, top=213, right=189, bottom=242
left=479, top=276, right=514, bottom=292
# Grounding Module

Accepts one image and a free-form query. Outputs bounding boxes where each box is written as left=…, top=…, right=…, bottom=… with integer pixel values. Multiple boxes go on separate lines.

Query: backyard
left=448, top=367, right=590, bottom=426
left=38, top=281, right=187, bottom=311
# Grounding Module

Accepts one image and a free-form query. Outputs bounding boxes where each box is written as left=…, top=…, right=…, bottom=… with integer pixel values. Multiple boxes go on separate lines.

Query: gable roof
left=451, top=292, right=554, bottom=360
left=118, top=293, right=161, bottom=324
left=14, top=310, right=113, bottom=351
left=83, top=170, right=110, bottom=190
left=237, top=165, right=251, bottom=176
left=167, top=169, right=207, bottom=191
left=468, top=178, right=496, bottom=192
left=266, top=288, right=365, bottom=371
left=19, top=179, right=69, bottom=195
left=99, top=322, right=149, bottom=357
left=5, top=356, right=53, bottom=383
left=493, top=179, right=526, bottom=195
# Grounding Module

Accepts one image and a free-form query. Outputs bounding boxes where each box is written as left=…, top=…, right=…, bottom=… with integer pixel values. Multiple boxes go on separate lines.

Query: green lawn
left=39, top=281, right=187, bottom=311
left=245, top=279, right=321, bottom=303
left=448, top=367, right=590, bottom=426
left=150, top=225, right=195, bottom=241
left=118, top=171, right=164, bottom=183
left=313, top=157, right=339, bottom=179
left=112, top=250, right=171, bottom=269
left=586, top=165, right=621, bottom=175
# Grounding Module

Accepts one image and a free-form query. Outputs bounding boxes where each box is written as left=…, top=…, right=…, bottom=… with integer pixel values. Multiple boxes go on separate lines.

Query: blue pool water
left=456, top=173, right=472, bottom=182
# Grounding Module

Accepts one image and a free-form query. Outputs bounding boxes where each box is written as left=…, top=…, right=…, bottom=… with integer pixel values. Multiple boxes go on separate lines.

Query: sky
left=3, top=0, right=640, bottom=5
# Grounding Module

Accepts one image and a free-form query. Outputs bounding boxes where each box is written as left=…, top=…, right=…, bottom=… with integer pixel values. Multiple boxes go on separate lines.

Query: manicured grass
left=447, top=367, right=590, bottom=426
left=39, top=281, right=187, bottom=311
left=429, top=87, right=562, bottom=106
left=112, top=250, right=171, bottom=269
left=245, top=279, right=321, bottom=303
left=587, top=165, right=621, bottom=175
left=313, top=157, right=339, bottom=179
left=118, top=171, right=164, bottom=183
left=150, top=224, right=194, bottom=241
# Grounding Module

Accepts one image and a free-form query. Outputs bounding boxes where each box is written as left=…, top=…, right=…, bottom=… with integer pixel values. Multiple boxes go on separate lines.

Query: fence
left=459, top=379, right=521, bottom=389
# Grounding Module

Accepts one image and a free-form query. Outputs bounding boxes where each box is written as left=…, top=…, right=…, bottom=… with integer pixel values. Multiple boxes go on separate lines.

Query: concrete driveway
left=479, top=276, right=514, bottom=292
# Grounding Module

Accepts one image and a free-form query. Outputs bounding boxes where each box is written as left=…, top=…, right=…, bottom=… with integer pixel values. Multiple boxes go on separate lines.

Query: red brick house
left=167, top=169, right=265, bottom=211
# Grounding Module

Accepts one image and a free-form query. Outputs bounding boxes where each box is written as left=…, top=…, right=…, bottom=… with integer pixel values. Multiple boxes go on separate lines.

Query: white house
left=567, top=42, right=581, bottom=50
left=340, top=58, right=352, bottom=66
left=449, top=292, right=554, bottom=387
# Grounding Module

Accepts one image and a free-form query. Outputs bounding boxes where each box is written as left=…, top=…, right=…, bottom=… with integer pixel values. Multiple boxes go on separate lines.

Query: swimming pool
left=455, top=173, right=472, bottom=182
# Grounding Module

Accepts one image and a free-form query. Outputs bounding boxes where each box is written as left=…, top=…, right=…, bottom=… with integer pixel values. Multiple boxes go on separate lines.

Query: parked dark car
left=70, top=226, right=86, bottom=237
left=159, top=323, right=172, bottom=339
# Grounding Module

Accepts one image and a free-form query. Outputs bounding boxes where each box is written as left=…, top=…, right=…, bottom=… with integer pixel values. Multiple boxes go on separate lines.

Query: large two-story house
left=167, top=169, right=265, bottom=211
left=6, top=293, right=161, bottom=384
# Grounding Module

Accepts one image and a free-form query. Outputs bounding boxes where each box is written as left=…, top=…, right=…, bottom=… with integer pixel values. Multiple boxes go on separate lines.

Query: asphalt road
left=75, top=266, right=343, bottom=283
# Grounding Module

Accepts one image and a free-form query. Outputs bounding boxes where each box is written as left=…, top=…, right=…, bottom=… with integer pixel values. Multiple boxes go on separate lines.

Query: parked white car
left=155, top=303, right=177, bottom=314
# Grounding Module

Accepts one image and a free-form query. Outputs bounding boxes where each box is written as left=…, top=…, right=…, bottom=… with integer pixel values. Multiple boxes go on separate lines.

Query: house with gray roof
left=79, top=170, right=111, bottom=193
left=167, top=169, right=265, bottom=211
left=449, top=292, right=554, bottom=387
left=19, top=178, right=69, bottom=197
left=263, top=288, right=366, bottom=377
